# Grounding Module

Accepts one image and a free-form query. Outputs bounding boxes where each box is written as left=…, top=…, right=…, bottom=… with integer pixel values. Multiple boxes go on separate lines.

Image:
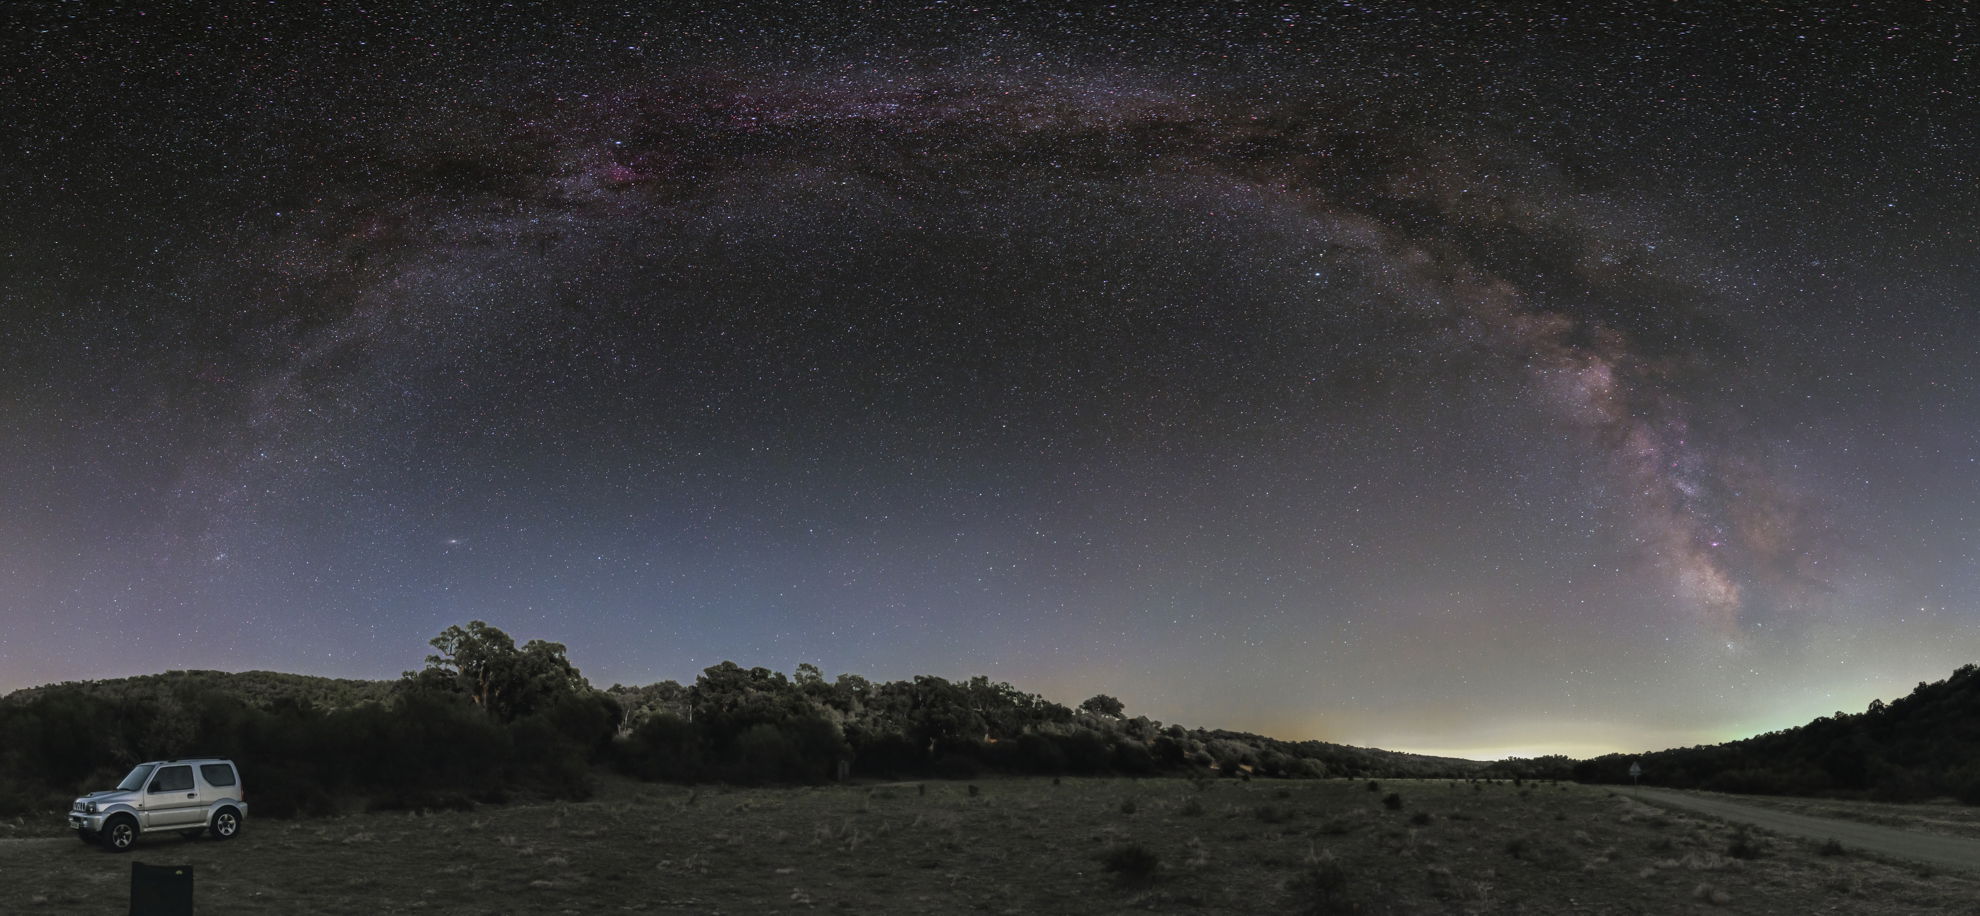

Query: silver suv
left=70, top=758, right=248, bottom=852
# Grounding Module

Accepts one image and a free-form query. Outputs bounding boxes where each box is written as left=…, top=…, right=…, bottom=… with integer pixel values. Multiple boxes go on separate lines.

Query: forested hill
left=0, top=669, right=395, bottom=711
left=0, top=626, right=1496, bottom=819
left=1185, top=728, right=1489, bottom=782
left=3, top=665, right=1485, bottom=781
left=1575, top=663, right=1980, bottom=804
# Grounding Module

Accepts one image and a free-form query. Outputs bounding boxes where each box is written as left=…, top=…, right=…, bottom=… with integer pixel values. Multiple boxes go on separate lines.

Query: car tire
left=210, top=807, right=241, bottom=840
left=102, top=815, right=138, bottom=853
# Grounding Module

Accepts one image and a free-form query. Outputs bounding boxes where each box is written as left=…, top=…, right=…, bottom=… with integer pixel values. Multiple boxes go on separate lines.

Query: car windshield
left=115, top=764, right=155, bottom=792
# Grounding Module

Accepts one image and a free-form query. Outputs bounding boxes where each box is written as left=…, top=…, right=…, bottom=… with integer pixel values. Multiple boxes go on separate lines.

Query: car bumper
left=69, top=812, right=106, bottom=833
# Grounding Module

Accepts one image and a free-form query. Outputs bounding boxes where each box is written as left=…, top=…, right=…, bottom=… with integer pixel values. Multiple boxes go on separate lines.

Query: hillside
left=0, top=669, right=395, bottom=712
left=0, top=629, right=1494, bottom=820
left=1576, top=663, right=1980, bottom=804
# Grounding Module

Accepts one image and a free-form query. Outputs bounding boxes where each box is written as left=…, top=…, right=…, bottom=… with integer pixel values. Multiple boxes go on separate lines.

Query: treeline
left=605, top=664, right=1480, bottom=786
left=1576, top=663, right=1980, bottom=804
left=0, top=670, right=616, bottom=819
left=0, top=620, right=1482, bottom=818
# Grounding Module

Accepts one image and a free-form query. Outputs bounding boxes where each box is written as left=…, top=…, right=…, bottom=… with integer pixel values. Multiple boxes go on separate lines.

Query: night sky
left=3, top=2, right=1974, bottom=758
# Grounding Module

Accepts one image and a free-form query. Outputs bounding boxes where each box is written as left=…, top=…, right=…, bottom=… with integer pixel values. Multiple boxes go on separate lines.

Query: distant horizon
left=9, top=653, right=1964, bottom=765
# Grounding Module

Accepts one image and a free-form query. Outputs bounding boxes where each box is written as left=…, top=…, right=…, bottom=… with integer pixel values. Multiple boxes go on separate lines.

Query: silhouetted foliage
left=0, top=622, right=1500, bottom=820
left=420, top=620, right=588, bottom=722
left=1574, top=663, right=1980, bottom=804
left=1079, top=694, right=1126, bottom=718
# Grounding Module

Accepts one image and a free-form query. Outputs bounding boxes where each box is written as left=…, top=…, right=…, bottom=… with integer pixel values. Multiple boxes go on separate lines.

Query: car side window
left=200, top=764, right=237, bottom=787
left=150, top=766, right=194, bottom=793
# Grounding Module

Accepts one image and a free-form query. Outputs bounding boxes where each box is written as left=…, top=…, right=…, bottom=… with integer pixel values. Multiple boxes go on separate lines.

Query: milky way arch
left=212, top=64, right=1831, bottom=636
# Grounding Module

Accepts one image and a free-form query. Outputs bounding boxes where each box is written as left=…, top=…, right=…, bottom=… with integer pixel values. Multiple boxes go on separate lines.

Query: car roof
left=141, top=757, right=235, bottom=765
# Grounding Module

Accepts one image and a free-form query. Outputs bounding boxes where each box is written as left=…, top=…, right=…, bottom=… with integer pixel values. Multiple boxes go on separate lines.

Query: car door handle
left=186, top=793, right=197, bottom=798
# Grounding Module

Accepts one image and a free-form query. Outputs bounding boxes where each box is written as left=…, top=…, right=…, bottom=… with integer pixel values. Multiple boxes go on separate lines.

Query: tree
left=1080, top=694, right=1126, bottom=719
left=420, top=621, right=587, bottom=722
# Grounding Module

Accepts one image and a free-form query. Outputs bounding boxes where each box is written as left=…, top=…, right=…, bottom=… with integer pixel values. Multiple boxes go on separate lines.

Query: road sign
left=1629, top=761, right=1642, bottom=785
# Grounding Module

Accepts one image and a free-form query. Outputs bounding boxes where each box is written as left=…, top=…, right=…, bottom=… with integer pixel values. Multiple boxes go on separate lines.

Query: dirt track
left=1630, top=787, right=1980, bottom=874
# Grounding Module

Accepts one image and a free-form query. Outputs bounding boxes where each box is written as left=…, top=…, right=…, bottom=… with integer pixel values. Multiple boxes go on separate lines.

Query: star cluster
left=1, top=2, right=1974, bottom=756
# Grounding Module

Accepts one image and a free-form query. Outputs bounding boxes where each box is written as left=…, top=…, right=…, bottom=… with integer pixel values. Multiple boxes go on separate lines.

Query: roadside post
left=1629, top=761, right=1642, bottom=787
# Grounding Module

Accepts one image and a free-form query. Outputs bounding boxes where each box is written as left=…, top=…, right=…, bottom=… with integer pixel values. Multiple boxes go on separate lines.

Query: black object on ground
left=130, top=862, right=193, bottom=916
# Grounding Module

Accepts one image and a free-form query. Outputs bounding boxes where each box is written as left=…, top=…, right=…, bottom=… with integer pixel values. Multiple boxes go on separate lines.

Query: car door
left=144, top=765, right=200, bottom=828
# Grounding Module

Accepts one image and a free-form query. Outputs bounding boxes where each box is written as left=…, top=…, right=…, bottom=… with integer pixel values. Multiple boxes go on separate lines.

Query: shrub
left=1410, top=811, right=1432, bottom=826
left=1365, top=780, right=1380, bottom=793
left=1254, top=804, right=1293, bottom=824
left=733, top=722, right=801, bottom=785
left=1011, top=733, right=1067, bottom=775
left=1819, top=838, right=1845, bottom=857
left=1727, top=831, right=1763, bottom=860
left=1112, top=741, right=1157, bottom=775
left=1289, top=858, right=1353, bottom=914
left=616, top=713, right=704, bottom=783
left=1060, top=731, right=1112, bottom=775
left=1382, top=792, right=1403, bottom=811
left=1180, top=796, right=1207, bottom=817
left=932, top=753, right=982, bottom=780
left=1100, top=843, right=1160, bottom=885
left=1119, top=798, right=1138, bottom=815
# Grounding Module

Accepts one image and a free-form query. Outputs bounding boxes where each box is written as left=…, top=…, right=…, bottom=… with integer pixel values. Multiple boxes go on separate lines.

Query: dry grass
left=2, top=776, right=1976, bottom=913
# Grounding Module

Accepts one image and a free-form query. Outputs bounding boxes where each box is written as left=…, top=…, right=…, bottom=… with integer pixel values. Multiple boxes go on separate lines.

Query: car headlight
left=85, top=803, right=97, bottom=814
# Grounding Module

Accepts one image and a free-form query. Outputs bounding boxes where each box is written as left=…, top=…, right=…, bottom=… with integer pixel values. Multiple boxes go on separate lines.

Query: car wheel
left=211, top=807, right=241, bottom=840
left=102, top=815, right=138, bottom=853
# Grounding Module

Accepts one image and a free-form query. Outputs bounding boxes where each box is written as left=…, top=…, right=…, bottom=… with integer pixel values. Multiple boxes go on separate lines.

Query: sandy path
left=1629, top=787, right=1980, bottom=874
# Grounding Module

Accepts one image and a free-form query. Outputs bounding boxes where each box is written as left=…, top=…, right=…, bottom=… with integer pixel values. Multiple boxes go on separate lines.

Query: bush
left=1008, top=732, right=1067, bottom=775
left=1289, top=858, right=1353, bottom=915
left=1060, top=731, right=1113, bottom=775
left=1727, top=830, right=1763, bottom=860
left=1382, top=792, right=1403, bottom=811
left=1365, top=780, right=1380, bottom=793
left=1180, top=796, right=1206, bottom=817
left=1112, top=741, right=1157, bottom=775
left=1254, top=804, right=1293, bottom=824
left=850, top=732, right=926, bottom=778
left=933, top=753, right=983, bottom=780
left=616, top=713, right=704, bottom=783
left=366, top=790, right=474, bottom=813
left=1100, top=843, right=1160, bottom=885
left=733, top=723, right=801, bottom=785
left=1410, top=811, right=1432, bottom=826
left=1819, top=838, right=1845, bottom=856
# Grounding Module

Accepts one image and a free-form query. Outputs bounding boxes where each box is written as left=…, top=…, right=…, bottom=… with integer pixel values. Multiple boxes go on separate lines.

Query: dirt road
left=1629, top=787, right=1980, bottom=874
